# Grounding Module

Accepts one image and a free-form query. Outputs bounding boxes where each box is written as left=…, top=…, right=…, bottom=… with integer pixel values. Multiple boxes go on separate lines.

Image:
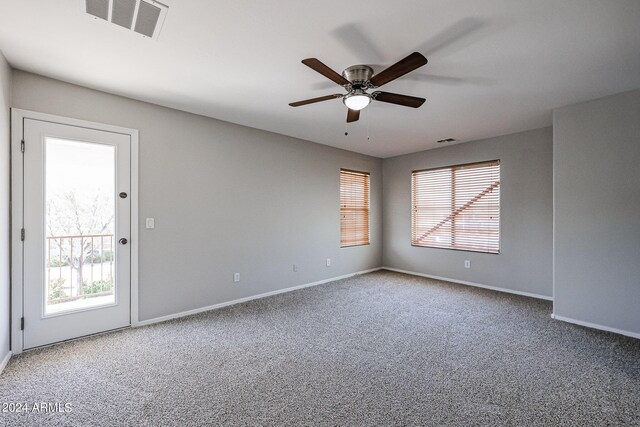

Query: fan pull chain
left=366, top=109, right=371, bottom=141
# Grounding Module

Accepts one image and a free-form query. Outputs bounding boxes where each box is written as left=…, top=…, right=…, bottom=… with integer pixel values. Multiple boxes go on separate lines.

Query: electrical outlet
left=326, top=258, right=331, bottom=267
left=464, top=260, right=471, bottom=269
left=233, top=273, right=240, bottom=283
left=293, top=264, right=298, bottom=272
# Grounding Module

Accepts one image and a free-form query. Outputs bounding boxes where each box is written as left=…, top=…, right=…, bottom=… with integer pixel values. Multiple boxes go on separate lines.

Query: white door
left=21, top=118, right=131, bottom=349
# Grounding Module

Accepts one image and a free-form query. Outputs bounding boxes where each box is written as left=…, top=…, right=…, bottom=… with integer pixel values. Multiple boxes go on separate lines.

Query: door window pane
left=45, top=138, right=116, bottom=315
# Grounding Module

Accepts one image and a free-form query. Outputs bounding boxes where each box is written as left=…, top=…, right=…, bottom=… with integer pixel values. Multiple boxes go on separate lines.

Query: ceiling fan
left=289, top=52, right=428, bottom=123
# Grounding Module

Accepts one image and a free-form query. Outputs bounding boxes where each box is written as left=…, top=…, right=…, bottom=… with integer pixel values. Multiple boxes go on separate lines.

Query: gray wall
left=0, top=52, right=11, bottom=358
left=553, top=90, right=640, bottom=335
left=382, top=127, right=553, bottom=298
left=11, top=70, right=382, bottom=322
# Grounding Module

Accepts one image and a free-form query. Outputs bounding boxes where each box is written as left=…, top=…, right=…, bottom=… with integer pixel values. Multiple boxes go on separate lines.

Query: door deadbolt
left=119, top=192, right=127, bottom=199
left=118, top=238, right=128, bottom=245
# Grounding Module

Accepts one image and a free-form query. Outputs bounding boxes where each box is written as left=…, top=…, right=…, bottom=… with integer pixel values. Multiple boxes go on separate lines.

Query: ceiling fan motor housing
left=342, top=65, right=374, bottom=87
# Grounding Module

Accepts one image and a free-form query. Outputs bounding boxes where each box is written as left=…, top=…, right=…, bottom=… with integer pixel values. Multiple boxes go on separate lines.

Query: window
left=411, top=160, right=500, bottom=253
left=340, top=169, right=370, bottom=247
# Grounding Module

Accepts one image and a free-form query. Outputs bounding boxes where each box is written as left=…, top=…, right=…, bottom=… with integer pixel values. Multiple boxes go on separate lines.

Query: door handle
left=118, top=238, right=128, bottom=245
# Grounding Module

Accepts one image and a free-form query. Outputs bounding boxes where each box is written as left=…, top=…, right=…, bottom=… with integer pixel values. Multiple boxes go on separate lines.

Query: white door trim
left=10, top=108, right=139, bottom=354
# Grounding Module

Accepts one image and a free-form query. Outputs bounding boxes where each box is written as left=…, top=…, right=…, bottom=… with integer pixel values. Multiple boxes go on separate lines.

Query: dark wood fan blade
left=301, top=58, right=350, bottom=86
left=347, top=109, right=360, bottom=123
left=369, top=52, right=428, bottom=87
left=289, top=94, right=342, bottom=107
left=373, top=91, right=426, bottom=108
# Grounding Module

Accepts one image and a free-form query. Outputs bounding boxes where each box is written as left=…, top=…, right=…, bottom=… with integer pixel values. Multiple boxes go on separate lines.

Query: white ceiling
left=1, top=0, right=639, bottom=158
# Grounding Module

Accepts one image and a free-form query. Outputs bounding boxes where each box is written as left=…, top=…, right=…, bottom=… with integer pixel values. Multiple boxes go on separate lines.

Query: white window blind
left=411, top=160, right=500, bottom=253
left=340, top=169, right=370, bottom=247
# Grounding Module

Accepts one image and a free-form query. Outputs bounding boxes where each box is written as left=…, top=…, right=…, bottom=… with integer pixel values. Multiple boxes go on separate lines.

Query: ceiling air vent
left=86, top=0, right=109, bottom=20
left=134, top=1, right=162, bottom=37
left=437, top=138, right=456, bottom=144
left=112, top=0, right=136, bottom=29
left=81, top=0, right=168, bottom=40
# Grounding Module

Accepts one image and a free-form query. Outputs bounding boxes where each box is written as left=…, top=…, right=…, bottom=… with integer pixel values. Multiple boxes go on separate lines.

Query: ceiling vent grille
left=134, top=1, right=162, bottom=37
left=86, top=0, right=109, bottom=20
left=111, top=0, right=136, bottom=29
left=81, top=0, right=168, bottom=40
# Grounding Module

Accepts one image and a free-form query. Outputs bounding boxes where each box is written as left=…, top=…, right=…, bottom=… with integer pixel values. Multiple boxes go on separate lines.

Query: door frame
left=10, top=108, right=139, bottom=354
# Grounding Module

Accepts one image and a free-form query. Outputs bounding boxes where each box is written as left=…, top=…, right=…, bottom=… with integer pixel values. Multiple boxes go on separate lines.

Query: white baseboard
left=0, top=351, right=12, bottom=375
left=135, top=267, right=383, bottom=327
left=551, top=313, right=640, bottom=339
left=382, top=267, right=553, bottom=301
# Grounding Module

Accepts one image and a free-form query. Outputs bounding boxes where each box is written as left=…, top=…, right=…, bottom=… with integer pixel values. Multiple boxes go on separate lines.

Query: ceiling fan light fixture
left=343, top=90, right=371, bottom=111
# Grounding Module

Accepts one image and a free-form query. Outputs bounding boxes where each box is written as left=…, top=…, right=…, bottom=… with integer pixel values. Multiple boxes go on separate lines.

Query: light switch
left=145, top=218, right=155, bottom=229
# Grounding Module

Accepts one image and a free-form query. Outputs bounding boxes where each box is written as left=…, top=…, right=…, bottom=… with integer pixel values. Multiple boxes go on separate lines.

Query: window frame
left=411, top=160, right=501, bottom=254
left=340, top=168, right=371, bottom=248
